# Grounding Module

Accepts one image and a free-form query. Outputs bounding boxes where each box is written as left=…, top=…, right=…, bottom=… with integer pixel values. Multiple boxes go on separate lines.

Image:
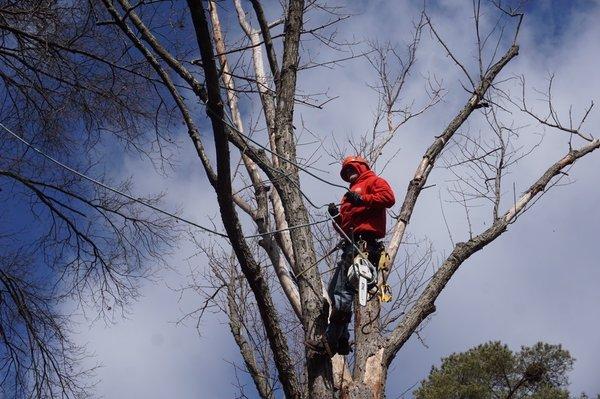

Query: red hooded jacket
left=336, top=161, right=395, bottom=239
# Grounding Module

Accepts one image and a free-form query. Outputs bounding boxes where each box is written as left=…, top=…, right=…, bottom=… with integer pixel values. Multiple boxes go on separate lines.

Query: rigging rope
left=213, top=102, right=349, bottom=191
left=2, top=123, right=389, bottom=297
left=0, top=122, right=330, bottom=239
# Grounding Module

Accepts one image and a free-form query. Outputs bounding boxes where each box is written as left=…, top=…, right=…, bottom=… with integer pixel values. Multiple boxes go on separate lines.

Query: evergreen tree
left=415, top=342, right=576, bottom=399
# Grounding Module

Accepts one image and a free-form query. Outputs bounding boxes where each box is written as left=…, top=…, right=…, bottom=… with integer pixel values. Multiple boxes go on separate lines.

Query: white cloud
left=70, top=1, right=600, bottom=398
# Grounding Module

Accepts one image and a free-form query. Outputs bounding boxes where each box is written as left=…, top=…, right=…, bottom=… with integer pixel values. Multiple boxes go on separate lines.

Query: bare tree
left=0, top=1, right=178, bottom=397
left=1, top=1, right=598, bottom=398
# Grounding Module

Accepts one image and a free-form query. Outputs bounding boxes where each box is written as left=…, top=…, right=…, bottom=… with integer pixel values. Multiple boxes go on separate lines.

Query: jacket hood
left=340, top=157, right=370, bottom=181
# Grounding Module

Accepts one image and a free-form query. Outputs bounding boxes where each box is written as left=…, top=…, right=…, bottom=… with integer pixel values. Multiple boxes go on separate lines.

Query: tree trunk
left=340, top=299, right=388, bottom=398
left=186, top=2, right=302, bottom=397
left=342, top=370, right=388, bottom=399
left=269, top=0, right=335, bottom=396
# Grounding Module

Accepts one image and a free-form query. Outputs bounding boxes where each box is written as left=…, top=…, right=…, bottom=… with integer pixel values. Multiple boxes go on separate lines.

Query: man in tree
left=319, top=156, right=395, bottom=355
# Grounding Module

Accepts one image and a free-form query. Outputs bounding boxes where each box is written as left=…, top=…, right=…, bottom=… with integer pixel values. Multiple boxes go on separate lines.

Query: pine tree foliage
left=414, top=341, right=597, bottom=399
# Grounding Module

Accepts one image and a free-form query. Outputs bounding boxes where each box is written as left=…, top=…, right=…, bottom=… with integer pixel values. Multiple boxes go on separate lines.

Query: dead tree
left=97, top=1, right=598, bottom=398
left=1, top=1, right=598, bottom=398
left=0, top=2, right=178, bottom=397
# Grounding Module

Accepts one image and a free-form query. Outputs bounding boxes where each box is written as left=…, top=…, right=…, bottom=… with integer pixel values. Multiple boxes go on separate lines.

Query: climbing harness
left=324, top=211, right=397, bottom=306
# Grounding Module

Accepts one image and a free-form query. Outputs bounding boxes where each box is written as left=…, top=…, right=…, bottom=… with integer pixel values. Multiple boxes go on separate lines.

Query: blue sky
left=524, top=0, right=598, bottom=39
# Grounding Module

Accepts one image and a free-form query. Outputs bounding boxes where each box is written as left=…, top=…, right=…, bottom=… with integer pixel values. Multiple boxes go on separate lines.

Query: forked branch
left=385, top=44, right=519, bottom=267
left=384, top=137, right=600, bottom=364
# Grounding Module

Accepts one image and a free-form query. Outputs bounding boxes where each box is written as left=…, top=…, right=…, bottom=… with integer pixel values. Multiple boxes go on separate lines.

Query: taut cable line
left=0, top=122, right=331, bottom=239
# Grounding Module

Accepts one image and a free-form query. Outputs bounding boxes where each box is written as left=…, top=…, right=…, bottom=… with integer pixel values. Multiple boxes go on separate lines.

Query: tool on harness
left=347, top=254, right=377, bottom=306
left=378, top=251, right=391, bottom=271
left=377, top=250, right=393, bottom=303
left=347, top=240, right=377, bottom=306
left=379, top=283, right=392, bottom=303
left=347, top=254, right=376, bottom=306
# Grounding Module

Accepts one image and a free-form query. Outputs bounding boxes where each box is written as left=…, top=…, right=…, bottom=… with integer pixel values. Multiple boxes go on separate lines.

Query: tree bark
left=186, top=2, right=302, bottom=398
left=267, top=0, right=335, bottom=396
left=208, top=0, right=302, bottom=320
left=339, top=300, right=387, bottom=399
left=227, top=281, right=273, bottom=399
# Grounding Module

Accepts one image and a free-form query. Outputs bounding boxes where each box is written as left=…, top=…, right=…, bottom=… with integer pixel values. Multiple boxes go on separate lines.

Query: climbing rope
left=2, top=122, right=395, bottom=299
left=0, top=123, right=330, bottom=239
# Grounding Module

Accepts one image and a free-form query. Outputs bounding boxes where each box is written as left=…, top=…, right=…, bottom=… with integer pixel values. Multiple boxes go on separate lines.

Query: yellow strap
left=378, top=251, right=392, bottom=302
left=378, top=251, right=391, bottom=271
left=378, top=284, right=392, bottom=302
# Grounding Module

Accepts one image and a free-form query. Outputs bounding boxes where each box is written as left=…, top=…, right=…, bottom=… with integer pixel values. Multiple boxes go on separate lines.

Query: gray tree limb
left=384, top=138, right=600, bottom=364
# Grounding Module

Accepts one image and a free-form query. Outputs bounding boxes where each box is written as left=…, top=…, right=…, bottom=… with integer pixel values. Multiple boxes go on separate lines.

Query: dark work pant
left=326, top=239, right=382, bottom=347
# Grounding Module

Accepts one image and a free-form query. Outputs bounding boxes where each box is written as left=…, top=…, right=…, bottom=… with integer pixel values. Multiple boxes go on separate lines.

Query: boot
left=336, top=338, right=352, bottom=356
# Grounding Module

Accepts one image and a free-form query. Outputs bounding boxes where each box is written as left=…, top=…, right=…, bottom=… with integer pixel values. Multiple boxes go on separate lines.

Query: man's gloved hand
left=328, top=203, right=339, bottom=217
left=345, top=191, right=363, bottom=205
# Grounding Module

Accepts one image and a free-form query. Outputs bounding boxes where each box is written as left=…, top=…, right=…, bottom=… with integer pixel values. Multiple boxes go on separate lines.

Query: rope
left=1, top=122, right=229, bottom=238
left=0, top=123, right=330, bottom=240
left=243, top=218, right=328, bottom=239
left=294, top=240, right=342, bottom=278
left=216, top=108, right=349, bottom=191
left=291, top=211, right=372, bottom=278
left=325, top=211, right=367, bottom=255
left=4, top=121, right=392, bottom=307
